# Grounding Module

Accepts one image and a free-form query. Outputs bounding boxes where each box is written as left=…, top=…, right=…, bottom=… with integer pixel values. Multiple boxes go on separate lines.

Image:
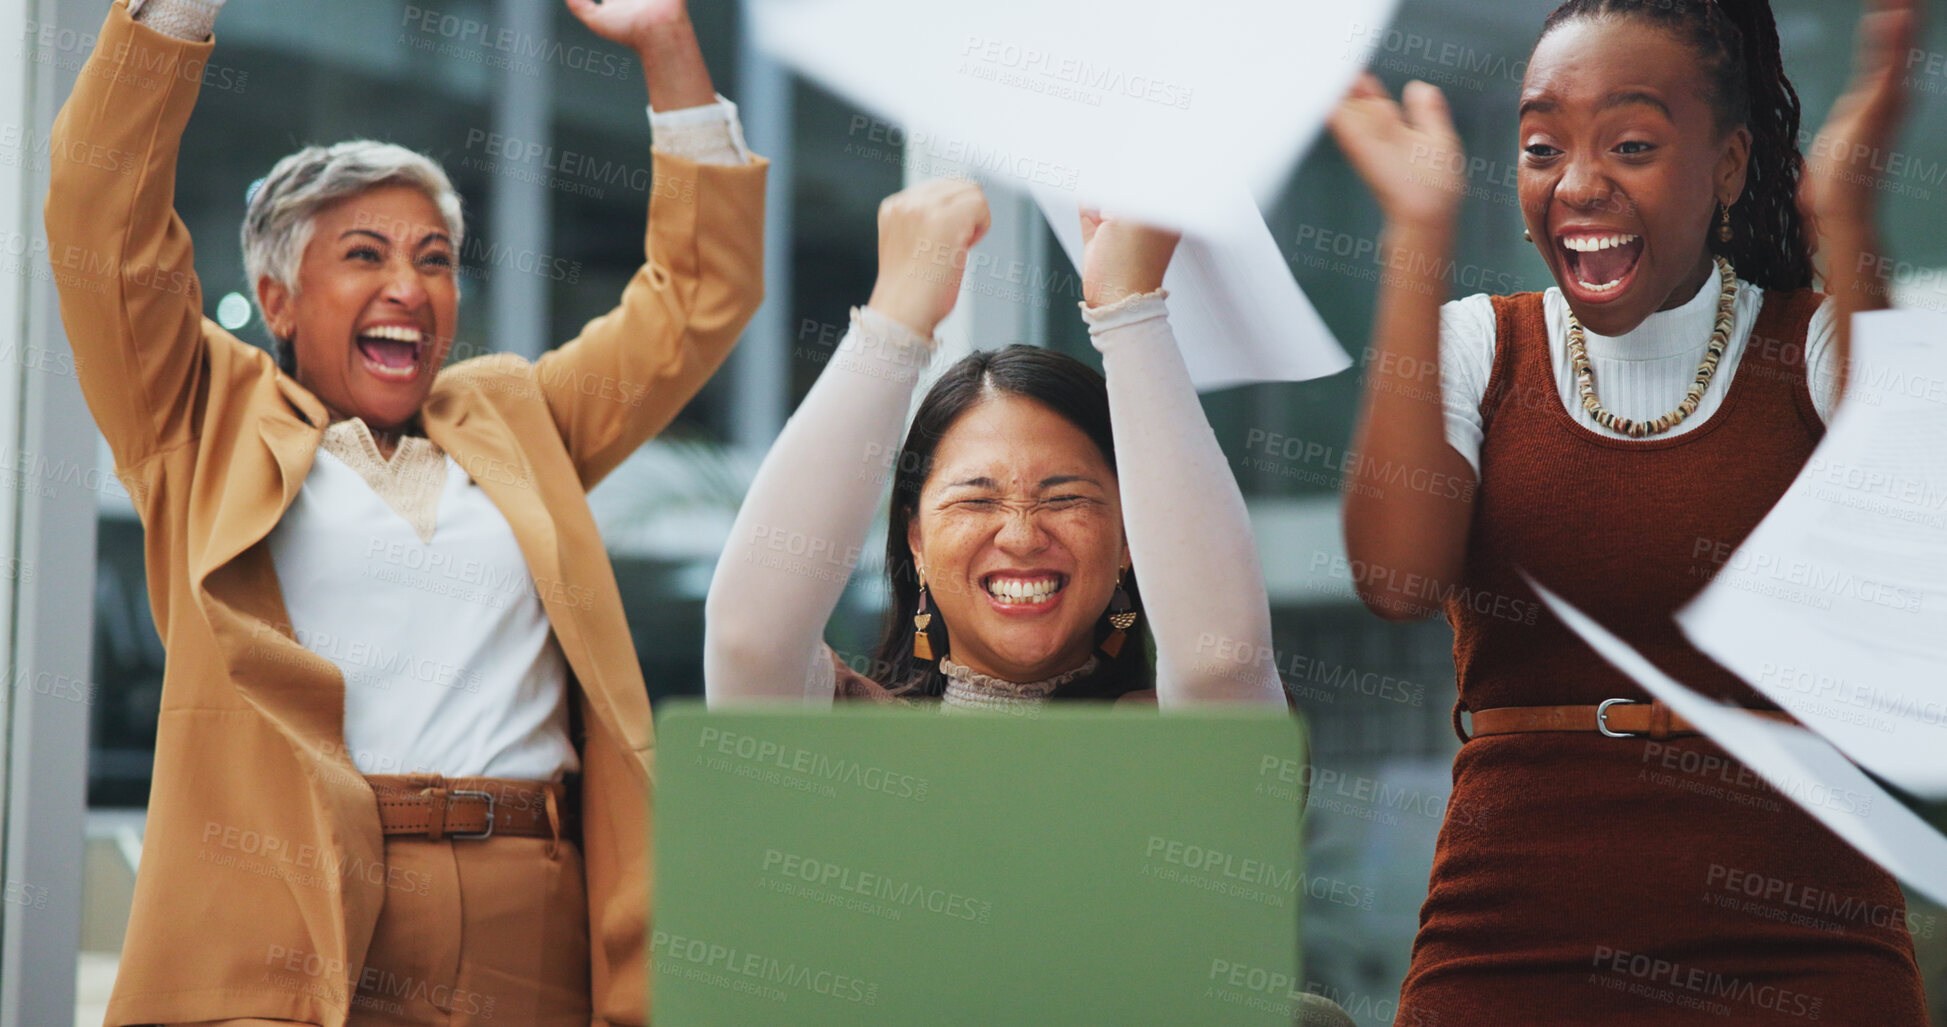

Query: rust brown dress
left=1397, top=290, right=1929, bottom=1025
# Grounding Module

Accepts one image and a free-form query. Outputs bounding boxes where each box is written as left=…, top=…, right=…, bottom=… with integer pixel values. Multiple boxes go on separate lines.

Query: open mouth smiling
left=1559, top=231, right=1644, bottom=300
left=355, top=323, right=428, bottom=382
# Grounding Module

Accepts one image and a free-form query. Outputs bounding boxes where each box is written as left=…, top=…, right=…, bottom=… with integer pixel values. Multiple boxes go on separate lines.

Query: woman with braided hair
left=1329, top=0, right=1928, bottom=1020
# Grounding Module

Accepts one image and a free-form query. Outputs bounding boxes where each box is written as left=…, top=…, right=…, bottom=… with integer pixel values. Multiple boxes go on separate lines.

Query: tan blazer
left=45, top=5, right=765, bottom=1024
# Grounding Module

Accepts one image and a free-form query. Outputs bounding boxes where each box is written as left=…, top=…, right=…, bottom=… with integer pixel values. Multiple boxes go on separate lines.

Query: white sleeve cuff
left=1079, top=288, right=1170, bottom=337
left=647, top=94, right=752, bottom=166
left=129, top=0, right=224, bottom=40
left=835, top=305, right=936, bottom=383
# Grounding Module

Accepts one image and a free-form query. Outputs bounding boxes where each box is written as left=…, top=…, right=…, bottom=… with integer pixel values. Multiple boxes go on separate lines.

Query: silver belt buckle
left=447, top=789, right=497, bottom=840
left=1595, top=698, right=1644, bottom=738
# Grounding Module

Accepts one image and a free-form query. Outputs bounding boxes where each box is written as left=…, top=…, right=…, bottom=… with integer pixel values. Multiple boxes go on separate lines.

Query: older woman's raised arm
left=1080, top=217, right=1286, bottom=707
left=529, top=0, right=768, bottom=490
left=44, top=0, right=226, bottom=467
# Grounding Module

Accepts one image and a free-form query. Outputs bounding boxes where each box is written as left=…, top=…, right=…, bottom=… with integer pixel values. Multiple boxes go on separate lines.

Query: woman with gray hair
left=244, top=138, right=466, bottom=381
left=43, top=0, right=764, bottom=1023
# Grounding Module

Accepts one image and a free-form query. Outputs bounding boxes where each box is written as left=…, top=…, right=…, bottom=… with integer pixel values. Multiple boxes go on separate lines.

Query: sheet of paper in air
left=1675, top=309, right=1947, bottom=797
left=752, top=0, right=1388, bottom=389
left=1531, top=579, right=1947, bottom=909
left=750, top=0, right=1401, bottom=229
left=1034, top=188, right=1351, bottom=390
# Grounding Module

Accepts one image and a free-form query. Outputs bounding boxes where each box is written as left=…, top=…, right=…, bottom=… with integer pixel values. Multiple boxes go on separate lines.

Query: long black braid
left=1541, top=0, right=1814, bottom=292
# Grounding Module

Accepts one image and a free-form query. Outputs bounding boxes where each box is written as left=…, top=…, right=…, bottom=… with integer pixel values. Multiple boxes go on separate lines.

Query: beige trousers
left=168, top=830, right=591, bottom=1026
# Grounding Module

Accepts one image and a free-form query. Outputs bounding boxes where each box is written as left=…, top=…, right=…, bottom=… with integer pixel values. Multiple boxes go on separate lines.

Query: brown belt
left=1467, top=700, right=1796, bottom=741
left=366, top=774, right=577, bottom=842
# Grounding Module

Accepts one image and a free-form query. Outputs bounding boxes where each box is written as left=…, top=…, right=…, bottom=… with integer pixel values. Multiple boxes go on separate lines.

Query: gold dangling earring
left=1523, top=228, right=1533, bottom=243
left=1717, top=204, right=1734, bottom=244
left=1098, top=567, right=1140, bottom=659
left=912, top=566, right=936, bottom=661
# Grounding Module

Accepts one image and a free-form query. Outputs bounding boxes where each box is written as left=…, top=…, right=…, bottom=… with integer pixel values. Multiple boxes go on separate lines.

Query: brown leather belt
left=366, top=774, right=577, bottom=842
left=1467, top=700, right=1796, bottom=741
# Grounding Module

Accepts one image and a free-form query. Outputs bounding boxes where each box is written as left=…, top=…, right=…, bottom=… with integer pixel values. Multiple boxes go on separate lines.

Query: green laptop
left=651, top=702, right=1313, bottom=1026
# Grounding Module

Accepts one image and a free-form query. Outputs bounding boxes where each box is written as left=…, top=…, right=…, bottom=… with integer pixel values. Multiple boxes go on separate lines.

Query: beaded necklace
left=1565, top=256, right=1738, bottom=438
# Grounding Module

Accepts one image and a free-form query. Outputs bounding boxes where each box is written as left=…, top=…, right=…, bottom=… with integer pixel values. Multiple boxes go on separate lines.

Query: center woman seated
left=705, top=180, right=1286, bottom=710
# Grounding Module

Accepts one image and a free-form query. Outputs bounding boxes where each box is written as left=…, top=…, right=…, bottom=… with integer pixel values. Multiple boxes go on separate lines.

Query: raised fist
left=865, top=179, right=992, bottom=337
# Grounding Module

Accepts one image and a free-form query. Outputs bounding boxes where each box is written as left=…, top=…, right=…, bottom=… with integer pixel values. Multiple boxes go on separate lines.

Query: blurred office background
left=0, top=0, right=1943, bottom=1022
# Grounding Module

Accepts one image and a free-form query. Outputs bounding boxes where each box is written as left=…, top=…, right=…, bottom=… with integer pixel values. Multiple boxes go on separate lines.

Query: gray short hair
left=242, top=140, right=464, bottom=365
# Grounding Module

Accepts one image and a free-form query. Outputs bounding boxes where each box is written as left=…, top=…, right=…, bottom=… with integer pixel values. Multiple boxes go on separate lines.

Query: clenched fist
left=865, top=180, right=992, bottom=338
left=1079, top=210, right=1179, bottom=308
left=565, top=0, right=690, bottom=53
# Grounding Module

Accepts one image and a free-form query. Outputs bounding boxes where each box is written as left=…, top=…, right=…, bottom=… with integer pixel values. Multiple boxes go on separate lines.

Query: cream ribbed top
left=937, top=655, right=1100, bottom=715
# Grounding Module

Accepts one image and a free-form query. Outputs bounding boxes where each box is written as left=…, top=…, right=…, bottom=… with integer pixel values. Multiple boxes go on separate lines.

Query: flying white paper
left=1034, top=188, right=1350, bottom=389
left=752, top=0, right=1401, bottom=227
left=1532, top=580, right=1947, bottom=909
left=1678, top=310, right=1947, bottom=797
left=751, top=0, right=1393, bottom=387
